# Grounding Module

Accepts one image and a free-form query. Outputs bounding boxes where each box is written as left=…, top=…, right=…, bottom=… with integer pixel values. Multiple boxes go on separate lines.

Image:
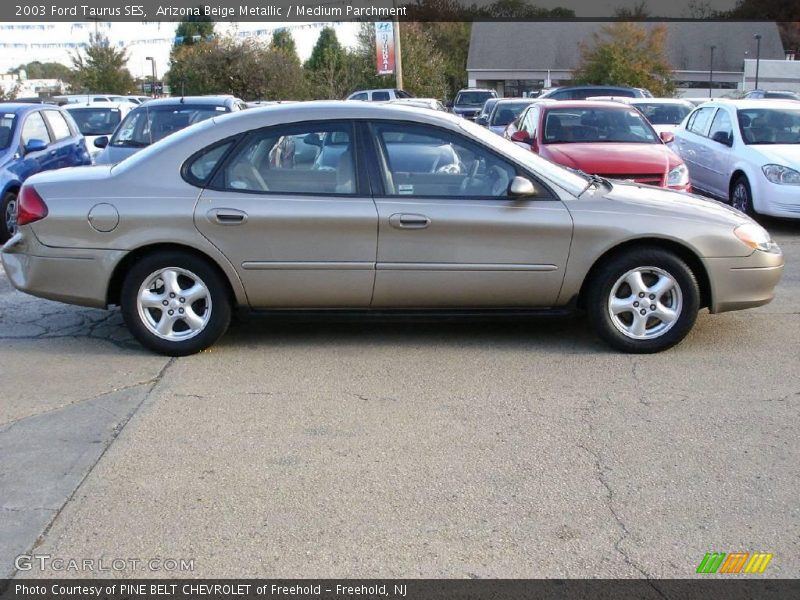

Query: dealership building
left=467, top=21, right=793, bottom=98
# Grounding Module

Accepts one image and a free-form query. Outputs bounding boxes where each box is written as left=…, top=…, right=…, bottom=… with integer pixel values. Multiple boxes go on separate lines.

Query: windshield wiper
left=578, top=171, right=609, bottom=196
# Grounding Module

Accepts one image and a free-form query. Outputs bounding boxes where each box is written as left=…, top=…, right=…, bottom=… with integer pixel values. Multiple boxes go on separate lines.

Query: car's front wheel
left=121, top=251, right=231, bottom=356
left=0, top=191, right=18, bottom=243
left=730, top=176, right=755, bottom=217
left=587, top=248, right=700, bottom=353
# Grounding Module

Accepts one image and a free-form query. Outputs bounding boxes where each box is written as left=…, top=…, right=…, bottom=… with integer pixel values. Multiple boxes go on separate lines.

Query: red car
left=506, top=101, right=691, bottom=192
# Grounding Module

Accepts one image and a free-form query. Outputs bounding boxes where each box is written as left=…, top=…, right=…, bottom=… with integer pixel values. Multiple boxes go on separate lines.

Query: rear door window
left=43, top=110, right=72, bottom=141
left=21, top=112, right=52, bottom=146
left=372, top=91, right=391, bottom=101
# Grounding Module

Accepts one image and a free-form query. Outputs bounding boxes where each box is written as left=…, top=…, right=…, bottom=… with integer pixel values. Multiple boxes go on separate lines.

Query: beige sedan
left=1, top=102, right=784, bottom=355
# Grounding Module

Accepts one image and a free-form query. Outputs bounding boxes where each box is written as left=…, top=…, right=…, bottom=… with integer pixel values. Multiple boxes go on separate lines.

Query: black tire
left=120, top=251, right=231, bottom=356
left=587, top=248, right=700, bottom=354
left=730, top=176, right=755, bottom=217
left=0, top=191, right=18, bottom=244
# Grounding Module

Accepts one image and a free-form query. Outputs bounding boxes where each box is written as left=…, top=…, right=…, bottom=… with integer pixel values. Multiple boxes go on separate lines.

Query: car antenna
left=180, top=96, right=185, bottom=104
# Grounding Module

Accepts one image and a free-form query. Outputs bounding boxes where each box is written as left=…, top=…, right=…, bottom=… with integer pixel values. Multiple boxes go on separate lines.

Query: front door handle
left=207, top=208, right=248, bottom=225
left=389, top=213, right=431, bottom=230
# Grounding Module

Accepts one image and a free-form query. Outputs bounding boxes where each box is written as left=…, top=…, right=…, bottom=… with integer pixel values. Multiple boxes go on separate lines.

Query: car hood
left=541, top=142, right=681, bottom=174
left=599, top=180, right=751, bottom=227
left=748, top=144, right=800, bottom=167
left=94, top=145, right=141, bottom=166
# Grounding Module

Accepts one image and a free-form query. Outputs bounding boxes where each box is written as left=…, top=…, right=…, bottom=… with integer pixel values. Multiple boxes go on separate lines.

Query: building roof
left=468, top=22, right=786, bottom=73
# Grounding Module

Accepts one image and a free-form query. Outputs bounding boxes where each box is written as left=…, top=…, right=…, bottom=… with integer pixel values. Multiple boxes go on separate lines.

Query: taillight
left=17, top=185, right=48, bottom=227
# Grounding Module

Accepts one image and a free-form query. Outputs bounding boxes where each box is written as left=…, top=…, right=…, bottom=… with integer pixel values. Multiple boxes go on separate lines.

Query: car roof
left=0, top=102, right=56, bottom=114
left=494, top=98, right=538, bottom=104
left=136, top=95, right=237, bottom=107
left=65, top=101, right=138, bottom=109
left=541, top=100, right=636, bottom=110
left=457, top=88, right=495, bottom=93
left=703, top=98, right=800, bottom=110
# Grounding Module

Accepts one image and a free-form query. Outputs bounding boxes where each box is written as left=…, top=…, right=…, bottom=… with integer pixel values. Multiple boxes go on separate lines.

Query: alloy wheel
left=4, top=196, right=17, bottom=237
left=607, top=266, right=683, bottom=340
left=136, top=267, right=212, bottom=341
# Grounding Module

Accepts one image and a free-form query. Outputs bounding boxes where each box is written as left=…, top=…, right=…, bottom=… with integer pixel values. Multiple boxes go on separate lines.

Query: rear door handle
left=389, top=213, right=431, bottom=230
left=207, top=208, right=248, bottom=225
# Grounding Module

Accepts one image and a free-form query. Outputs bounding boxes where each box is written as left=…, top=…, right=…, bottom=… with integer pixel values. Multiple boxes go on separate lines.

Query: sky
left=0, top=22, right=362, bottom=78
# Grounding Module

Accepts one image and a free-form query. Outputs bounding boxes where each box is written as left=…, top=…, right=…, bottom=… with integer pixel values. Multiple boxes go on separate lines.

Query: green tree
left=0, top=83, right=20, bottom=101
left=174, top=15, right=215, bottom=45
left=9, top=61, right=74, bottom=83
left=304, top=27, right=354, bottom=99
left=613, top=1, right=650, bottom=19
left=71, top=34, right=135, bottom=93
left=572, top=23, right=676, bottom=97
left=271, top=29, right=300, bottom=65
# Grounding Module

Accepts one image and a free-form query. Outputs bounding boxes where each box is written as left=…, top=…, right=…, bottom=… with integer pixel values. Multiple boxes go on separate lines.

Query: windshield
left=110, top=105, right=226, bottom=147
left=737, top=107, right=800, bottom=144
left=67, top=107, right=122, bottom=136
left=458, top=117, right=589, bottom=196
left=490, top=101, right=535, bottom=126
left=542, top=106, right=659, bottom=144
left=0, top=113, right=17, bottom=150
left=631, top=102, right=692, bottom=125
left=456, top=91, right=495, bottom=107
left=765, top=92, right=800, bottom=100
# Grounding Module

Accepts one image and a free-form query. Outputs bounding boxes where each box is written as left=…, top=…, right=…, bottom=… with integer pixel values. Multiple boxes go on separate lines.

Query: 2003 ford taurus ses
left=0, top=102, right=784, bottom=355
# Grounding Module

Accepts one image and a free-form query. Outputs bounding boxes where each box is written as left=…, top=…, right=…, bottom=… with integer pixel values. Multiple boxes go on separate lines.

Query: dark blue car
left=0, top=103, right=91, bottom=242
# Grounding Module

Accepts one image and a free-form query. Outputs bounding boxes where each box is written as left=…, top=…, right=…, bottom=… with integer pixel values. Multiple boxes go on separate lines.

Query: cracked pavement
left=0, top=219, right=798, bottom=579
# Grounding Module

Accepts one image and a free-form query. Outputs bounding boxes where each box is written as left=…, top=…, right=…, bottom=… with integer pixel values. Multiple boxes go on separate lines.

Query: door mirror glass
left=508, top=176, right=536, bottom=198
left=659, top=131, right=675, bottom=144
left=476, top=116, right=488, bottom=126
left=24, top=138, right=47, bottom=153
left=94, top=135, right=109, bottom=149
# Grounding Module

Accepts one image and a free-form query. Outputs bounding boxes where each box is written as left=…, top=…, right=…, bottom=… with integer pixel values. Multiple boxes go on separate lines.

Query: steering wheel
left=459, top=159, right=481, bottom=193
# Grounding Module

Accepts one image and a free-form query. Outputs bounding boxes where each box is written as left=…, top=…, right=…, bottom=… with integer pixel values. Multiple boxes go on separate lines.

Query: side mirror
left=659, top=131, right=675, bottom=144
left=476, top=116, right=488, bottom=126
left=94, top=136, right=109, bottom=149
left=24, top=138, right=47, bottom=153
left=303, top=133, right=323, bottom=147
left=510, top=130, right=532, bottom=144
left=508, top=176, right=537, bottom=198
left=711, top=131, right=733, bottom=147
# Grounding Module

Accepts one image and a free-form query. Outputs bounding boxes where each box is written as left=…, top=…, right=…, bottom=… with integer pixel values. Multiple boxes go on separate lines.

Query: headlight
left=734, top=223, right=781, bottom=253
left=667, top=163, right=689, bottom=186
left=762, top=164, right=800, bottom=185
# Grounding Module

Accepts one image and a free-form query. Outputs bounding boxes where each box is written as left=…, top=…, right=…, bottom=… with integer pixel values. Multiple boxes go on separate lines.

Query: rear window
left=110, top=104, right=225, bottom=148
left=632, top=102, right=692, bottom=125
left=456, top=91, right=495, bottom=106
left=67, top=107, right=122, bottom=136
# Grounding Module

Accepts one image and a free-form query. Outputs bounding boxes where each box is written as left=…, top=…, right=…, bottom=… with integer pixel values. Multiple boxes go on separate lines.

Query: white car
left=671, top=99, right=800, bottom=218
left=346, top=89, right=413, bottom=102
left=619, top=98, right=695, bottom=136
left=65, top=101, right=138, bottom=162
left=387, top=98, right=447, bottom=112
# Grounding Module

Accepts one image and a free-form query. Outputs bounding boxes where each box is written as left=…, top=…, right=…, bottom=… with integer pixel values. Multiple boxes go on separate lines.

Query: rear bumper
left=704, top=250, right=784, bottom=313
left=1, top=232, right=124, bottom=308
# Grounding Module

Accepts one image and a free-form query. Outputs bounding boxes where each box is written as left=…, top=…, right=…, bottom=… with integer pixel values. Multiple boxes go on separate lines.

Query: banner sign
left=374, top=21, right=395, bottom=76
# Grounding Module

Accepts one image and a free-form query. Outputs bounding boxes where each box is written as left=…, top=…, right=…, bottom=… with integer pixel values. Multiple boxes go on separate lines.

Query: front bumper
left=1, top=231, right=125, bottom=308
left=752, top=180, right=800, bottom=219
left=704, top=249, right=784, bottom=313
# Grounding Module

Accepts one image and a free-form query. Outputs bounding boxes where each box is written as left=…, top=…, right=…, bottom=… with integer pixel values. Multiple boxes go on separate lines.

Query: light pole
left=708, top=45, right=716, bottom=98
left=754, top=34, right=762, bottom=90
left=392, top=0, right=403, bottom=90
left=145, top=56, right=157, bottom=98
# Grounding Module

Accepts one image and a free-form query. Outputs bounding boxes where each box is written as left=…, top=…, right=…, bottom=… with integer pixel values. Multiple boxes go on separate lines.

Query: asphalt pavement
left=0, top=219, right=797, bottom=579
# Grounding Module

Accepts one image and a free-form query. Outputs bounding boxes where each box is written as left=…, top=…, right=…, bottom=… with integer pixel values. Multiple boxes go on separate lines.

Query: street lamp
left=754, top=34, right=762, bottom=90
left=709, top=45, right=716, bottom=98
left=145, top=56, right=157, bottom=98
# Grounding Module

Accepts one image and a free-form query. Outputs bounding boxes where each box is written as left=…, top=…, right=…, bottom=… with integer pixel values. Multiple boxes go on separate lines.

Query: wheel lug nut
left=633, top=301, right=639, bottom=307
left=639, top=292, right=645, bottom=298
left=179, top=308, right=185, bottom=314
left=162, top=300, right=168, bottom=306
left=649, top=294, right=655, bottom=300
left=179, top=297, right=185, bottom=303
left=640, top=309, right=647, bottom=315
left=650, top=304, right=656, bottom=310
left=168, top=309, right=174, bottom=316
left=169, top=293, right=176, bottom=298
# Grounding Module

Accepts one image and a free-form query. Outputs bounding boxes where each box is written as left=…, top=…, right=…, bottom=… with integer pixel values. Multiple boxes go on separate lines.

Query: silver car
left=1, top=102, right=784, bottom=356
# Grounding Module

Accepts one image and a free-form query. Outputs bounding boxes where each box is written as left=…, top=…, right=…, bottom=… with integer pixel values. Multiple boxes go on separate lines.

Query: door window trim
left=363, top=119, right=556, bottom=201
left=205, top=119, right=366, bottom=197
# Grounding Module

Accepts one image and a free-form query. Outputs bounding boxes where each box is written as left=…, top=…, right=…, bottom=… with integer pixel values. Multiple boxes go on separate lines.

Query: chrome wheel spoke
left=624, top=271, right=647, bottom=296
left=630, top=312, right=648, bottom=337
left=609, top=296, right=632, bottom=315
left=182, top=283, right=207, bottom=304
left=181, top=306, right=205, bottom=331
left=140, top=290, right=166, bottom=308
left=161, top=269, right=182, bottom=296
left=155, top=312, right=175, bottom=336
left=652, top=304, right=678, bottom=325
left=648, top=275, right=675, bottom=299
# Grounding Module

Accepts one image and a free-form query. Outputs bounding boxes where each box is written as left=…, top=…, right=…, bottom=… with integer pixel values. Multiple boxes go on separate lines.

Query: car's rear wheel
left=730, top=176, right=755, bottom=217
left=587, top=248, right=700, bottom=353
left=121, top=251, right=231, bottom=356
left=1, top=191, right=18, bottom=243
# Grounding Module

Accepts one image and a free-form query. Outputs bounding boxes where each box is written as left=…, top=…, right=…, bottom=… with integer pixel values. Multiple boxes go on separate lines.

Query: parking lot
left=0, top=218, right=798, bottom=579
